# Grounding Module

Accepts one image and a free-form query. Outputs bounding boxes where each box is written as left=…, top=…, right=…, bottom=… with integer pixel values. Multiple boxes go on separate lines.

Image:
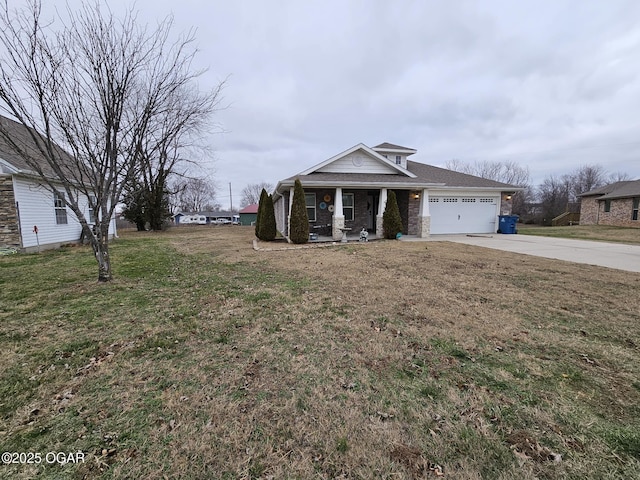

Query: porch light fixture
left=506, top=194, right=512, bottom=200
left=413, top=193, right=420, bottom=199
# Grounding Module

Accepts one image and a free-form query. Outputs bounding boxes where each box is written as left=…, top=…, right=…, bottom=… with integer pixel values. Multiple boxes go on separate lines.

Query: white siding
left=317, top=153, right=397, bottom=174
left=274, top=195, right=287, bottom=235
left=13, top=176, right=116, bottom=249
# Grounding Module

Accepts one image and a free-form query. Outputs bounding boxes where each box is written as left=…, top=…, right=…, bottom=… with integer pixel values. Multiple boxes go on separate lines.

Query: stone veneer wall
left=500, top=194, right=513, bottom=215
left=417, top=216, right=431, bottom=238
left=0, top=175, right=21, bottom=247
left=407, top=191, right=421, bottom=235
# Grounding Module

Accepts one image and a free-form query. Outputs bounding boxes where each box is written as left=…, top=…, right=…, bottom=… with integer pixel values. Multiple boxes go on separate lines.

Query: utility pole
left=229, top=182, right=233, bottom=212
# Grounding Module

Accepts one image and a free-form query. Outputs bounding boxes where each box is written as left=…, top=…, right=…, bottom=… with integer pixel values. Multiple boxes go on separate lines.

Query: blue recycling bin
left=498, top=215, right=519, bottom=234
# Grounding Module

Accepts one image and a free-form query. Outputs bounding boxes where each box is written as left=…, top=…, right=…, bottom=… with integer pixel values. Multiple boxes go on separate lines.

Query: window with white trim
left=88, top=195, right=96, bottom=224
left=479, top=198, right=495, bottom=203
left=54, top=192, right=68, bottom=225
left=342, top=193, right=354, bottom=221
left=443, top=198, right=458, bottom=203
left=461, top=198, right=476, bottom=203
left=395, top=155, right=402, bottom=165
left=633, top=198, right=639, bottom=221
left=305, top=193, right=316, bottom=222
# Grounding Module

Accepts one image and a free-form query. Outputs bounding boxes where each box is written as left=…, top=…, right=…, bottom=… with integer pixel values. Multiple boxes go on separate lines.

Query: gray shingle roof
left=282, top=160, right=518, bottom=189
left=580, top=180, right=640, bottom=200
left=0, top=115, right=71, bottom=179
left=373, top=142, right=415, bottom=151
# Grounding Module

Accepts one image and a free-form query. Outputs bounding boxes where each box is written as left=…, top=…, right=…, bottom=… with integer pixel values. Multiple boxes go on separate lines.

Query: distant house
left=273, top=142, right=520, bottom=240
left=579, top=180, right=640, bottom=227
left=238, top=204, right=259, bottom=226
left=0, top=116, right=117, bottom=252
left=173, top=211, right=238, bottom=225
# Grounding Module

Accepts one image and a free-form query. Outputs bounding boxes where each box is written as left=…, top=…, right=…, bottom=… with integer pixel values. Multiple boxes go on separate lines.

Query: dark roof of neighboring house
left=239, top=204, right=259, bottom=214
left=373, top=142, right=415, bottom=151
left=580, top=180, right=640, bottom=200
left=281, top=160, right=517, bottom=189
left=0, top=115, right=74, bottom=179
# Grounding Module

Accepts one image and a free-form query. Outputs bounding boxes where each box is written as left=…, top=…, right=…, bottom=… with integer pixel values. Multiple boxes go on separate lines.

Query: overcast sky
left=64, top=1, right=640, bottom=207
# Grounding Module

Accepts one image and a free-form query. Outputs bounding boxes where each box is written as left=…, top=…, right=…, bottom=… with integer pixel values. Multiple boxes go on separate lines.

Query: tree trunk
left=90, top=223, right=113, bottom=282
left=95, top=245, right=112, bottom=282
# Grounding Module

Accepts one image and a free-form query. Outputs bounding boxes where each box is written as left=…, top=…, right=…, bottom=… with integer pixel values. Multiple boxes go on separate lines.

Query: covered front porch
left=283, top=186, right=433, bottom=241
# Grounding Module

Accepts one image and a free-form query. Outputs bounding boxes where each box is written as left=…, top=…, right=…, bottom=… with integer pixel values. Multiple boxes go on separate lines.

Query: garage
left=429, top=196, right=499, bottom=234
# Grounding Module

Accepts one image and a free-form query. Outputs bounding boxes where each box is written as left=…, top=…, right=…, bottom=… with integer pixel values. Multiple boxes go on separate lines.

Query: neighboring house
left=0, top=116, right=117, bottom=252
left=174, top=211, right=237, bottom=225
left=174, top=213, right=208, bottom=225
left=239, top=204, right=259, bottom=226
left=579, top=180, right=640, bottom=227
left=273, top=142, right=521, bottom=240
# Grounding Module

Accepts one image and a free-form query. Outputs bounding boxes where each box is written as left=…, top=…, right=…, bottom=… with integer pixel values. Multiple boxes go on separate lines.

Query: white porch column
left=332, top=187, right=344, bottom=240
left=376, top=188, right=388, bottom=238
left=417, top=189, right=431, bottom=238
left=286, top=186, right=294, bottom=241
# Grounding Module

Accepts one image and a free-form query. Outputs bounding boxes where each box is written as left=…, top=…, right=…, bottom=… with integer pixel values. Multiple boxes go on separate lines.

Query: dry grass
left=518, top=224, right=640, bottom=245
left=1, top=226, right=639, bottom=479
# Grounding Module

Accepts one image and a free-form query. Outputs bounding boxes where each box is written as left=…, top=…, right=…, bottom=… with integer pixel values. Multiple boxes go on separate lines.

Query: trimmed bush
left=382, top=190, right=403, bottom=239
left=255, top=189, right=266, bottom=238
left=256, top=189, right=276, bottom=241
left=289, top=178, right=309, bottom=244
left=261, top=194, right=276, bottom=241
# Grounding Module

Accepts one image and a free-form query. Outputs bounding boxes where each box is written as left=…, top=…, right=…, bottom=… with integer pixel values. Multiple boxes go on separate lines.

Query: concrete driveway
left=431, top=234, right=640, bottom=273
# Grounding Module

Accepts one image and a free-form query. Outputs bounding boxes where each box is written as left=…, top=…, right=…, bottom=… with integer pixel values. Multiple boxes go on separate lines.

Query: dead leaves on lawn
left=390, top=445, right=445, bottom=477
left=507, top=430, right=562, bottom=465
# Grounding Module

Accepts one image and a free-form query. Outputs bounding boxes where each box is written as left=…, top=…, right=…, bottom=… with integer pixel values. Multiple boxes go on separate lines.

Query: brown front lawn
left=1, top=226, right=638, bottom=479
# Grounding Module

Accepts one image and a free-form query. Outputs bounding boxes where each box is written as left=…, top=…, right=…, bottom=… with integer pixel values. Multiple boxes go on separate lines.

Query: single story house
left=174, top=211, right=239, bottom=225
left=579, top=180, right=640, bottom=227
left=0, top=116, right=117, bottom=252
left=273, top=142, right=521, bottom=240
left=238, top=203, right=259, bottom=226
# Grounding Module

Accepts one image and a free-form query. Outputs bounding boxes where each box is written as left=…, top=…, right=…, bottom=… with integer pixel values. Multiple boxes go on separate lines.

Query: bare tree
left=174, top=177, right=218, bottom=212
left=444, top=159, right=531, bottom=215
left=537, top=174, right=570, bottom=224
left=0, top=1, right=216, bottom=281
left=444, top=159, right=530, bottom=186
left=608, top=171, right=632, bottom=183
left=240, top=182, right=274, bottom=208
left=567, top=164, right=607, bottom=200
left=125, top=82, right=223, bottom=231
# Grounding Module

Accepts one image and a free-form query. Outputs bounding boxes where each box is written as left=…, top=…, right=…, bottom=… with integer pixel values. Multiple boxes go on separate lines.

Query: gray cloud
left=46, top=0, right=640, bottom=202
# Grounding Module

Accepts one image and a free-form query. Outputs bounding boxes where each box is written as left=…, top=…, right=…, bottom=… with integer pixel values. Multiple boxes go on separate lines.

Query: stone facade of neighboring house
left=579, top=180, right=640, bottom=228
left=0, top=175, right=20, bottom=247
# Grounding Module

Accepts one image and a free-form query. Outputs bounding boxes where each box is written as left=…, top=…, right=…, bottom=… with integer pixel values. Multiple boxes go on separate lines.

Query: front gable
left=299, top=143, right=416, bottom=178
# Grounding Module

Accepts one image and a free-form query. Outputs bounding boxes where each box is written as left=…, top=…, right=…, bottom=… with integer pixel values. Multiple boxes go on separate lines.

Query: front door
left=367, top=194, right=379, bottom=231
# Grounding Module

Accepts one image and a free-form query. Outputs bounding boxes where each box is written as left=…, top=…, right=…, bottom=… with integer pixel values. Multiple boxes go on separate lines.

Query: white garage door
left=429, top=197, right=498, bottom=234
